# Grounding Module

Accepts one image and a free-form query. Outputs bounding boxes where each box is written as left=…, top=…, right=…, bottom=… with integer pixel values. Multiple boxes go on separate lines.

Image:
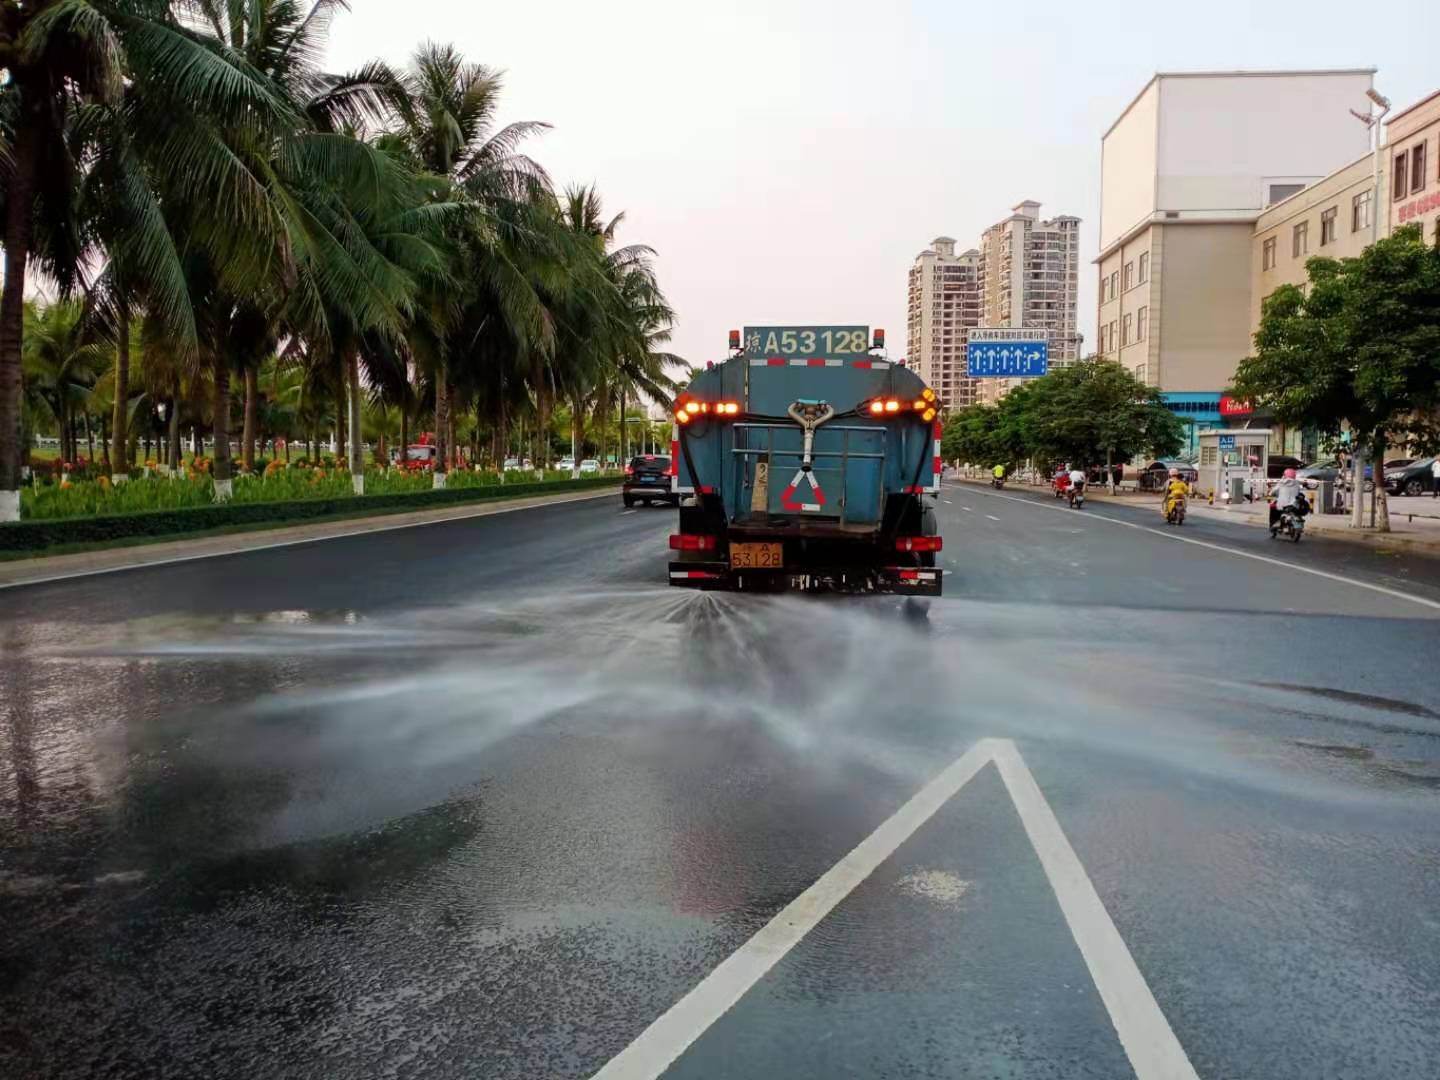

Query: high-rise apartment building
left=906, top=237, right=981, bottom=409
left=975, top=201, right=1080, bottom=404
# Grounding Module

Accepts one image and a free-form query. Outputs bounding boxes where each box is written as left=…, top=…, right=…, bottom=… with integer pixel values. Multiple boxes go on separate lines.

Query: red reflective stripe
left=933, top=455, right=942, bottom=473
left=669, top=439, right=678, bottom=475
left=932, top=420, right=943, bottom=438
left=898, top=569, right=920, bottom=581
left=700, top=485, right=716, bottom=495
left=853, top=360, right=873, bottom=369
left=687, top=570, right=721, bottom=579
left=806, top=358, right=826, bottom=366
left=767, top=357, right=786, bottom=366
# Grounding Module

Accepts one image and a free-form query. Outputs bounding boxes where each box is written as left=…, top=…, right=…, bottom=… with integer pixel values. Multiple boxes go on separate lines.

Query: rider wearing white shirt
left=1068, top=467, right=1086, bottom=492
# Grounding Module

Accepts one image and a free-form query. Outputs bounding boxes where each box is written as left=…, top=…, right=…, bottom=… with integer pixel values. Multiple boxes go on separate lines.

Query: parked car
left=1298, top=459, right=1373, bottom=490
left=1138, top=460, right=1198, bottom=491
left=579, top=459, right=600, bottom=474
left=622, top=454, right=674, bottom=507
left=1266, top=455, right=1307, bottom=479
left=1384, top=458, right=1415, bottom=470
left=1384, top=457, right=1437, bottom=497
left=557, top=457, right=575, bottom=473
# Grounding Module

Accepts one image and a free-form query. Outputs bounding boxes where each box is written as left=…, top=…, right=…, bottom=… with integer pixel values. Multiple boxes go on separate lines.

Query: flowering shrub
left=15, top=462, right=594, bottom=520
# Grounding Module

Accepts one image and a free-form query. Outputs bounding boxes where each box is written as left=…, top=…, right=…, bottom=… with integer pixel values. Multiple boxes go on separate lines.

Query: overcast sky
left=330, top=0, right=1434, bottom=371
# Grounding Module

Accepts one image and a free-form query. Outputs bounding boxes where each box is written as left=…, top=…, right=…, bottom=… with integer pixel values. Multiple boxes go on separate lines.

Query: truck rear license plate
left=730, top=542, right=783, bottom=569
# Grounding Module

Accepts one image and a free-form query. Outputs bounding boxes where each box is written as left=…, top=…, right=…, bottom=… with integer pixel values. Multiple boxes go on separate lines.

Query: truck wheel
left=903, top=597, right=931, bottom=619
left=920, top=505, right=939, bottom=567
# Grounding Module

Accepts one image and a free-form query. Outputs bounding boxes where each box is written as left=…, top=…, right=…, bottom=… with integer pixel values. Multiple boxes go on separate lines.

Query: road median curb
left=0, top=485, right=621, bottom=588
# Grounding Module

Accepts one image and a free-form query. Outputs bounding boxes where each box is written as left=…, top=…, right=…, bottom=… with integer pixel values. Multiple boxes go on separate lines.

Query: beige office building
left=1253, top=86, right=1440, bottom=334
left=1096, top=69, right=1375, bottom=395
left=974, top=201, right=1080, bottom=404
left=906, top=237, right=982, bottom=409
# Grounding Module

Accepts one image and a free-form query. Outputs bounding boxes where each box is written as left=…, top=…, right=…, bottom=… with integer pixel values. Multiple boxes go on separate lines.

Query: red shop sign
left=1219, top=395, right=1253, bottom=417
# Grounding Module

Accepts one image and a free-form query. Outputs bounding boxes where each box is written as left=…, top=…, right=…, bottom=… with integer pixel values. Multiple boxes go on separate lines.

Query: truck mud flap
left=875, top=565, right=943, bottom=597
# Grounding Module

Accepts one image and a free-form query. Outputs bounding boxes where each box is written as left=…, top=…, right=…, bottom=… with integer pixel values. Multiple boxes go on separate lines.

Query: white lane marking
left=984, top=514, right=1001, bottom=522
left=943, top=500, right=953, bottom=505
left=992, top=741, right=1200, bottom=1080
left=960, top=506, right=974, bottom=513
left=0, top=490, right=621, bottom=591
left=589, top=739, right=997, bottom=1080
left=591, top=738, right=1196, bottom=1080
left=976, top=488, right=1440, bottom=614
left=620, top=509, right=637, bottom=515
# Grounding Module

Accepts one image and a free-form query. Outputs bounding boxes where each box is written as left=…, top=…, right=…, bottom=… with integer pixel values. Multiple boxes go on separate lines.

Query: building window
left=1267, top=182, right=1305, bottom=205
left=1107, top=320, right=1117, bottom=351
left=1137, top=306, right=1148, bottom=341
left=1121, top=313, right=1133, bottom=345
left=1393, top=152, right=1408, bottom=200
left=1320, top=207, right=1337, bottom=246
left=1138, top=252, right=1149, bottom=283
left=1262, top=237, right=1277, bottom=270
left=1133, top=364, right=1147, bottom=383
left=1110, top=271, right=1119, bottom=297
left=1412, top=143, right=1428, bottom=193
left=1123, top=261, right=1134, bottom=291
left=1352, top=189, right=1373, bottom=232
left=1292, top=221, right=1308, bottom=258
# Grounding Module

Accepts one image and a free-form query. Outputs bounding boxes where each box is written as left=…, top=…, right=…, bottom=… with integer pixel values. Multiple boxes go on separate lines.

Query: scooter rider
left=1269, top=467, right=1305, bottom=529
left=1068, top=465, right=1087, bottom=499
left=992, top=463, right=1006, bottom=482
left=1162, top=467, right=1190, bottom=517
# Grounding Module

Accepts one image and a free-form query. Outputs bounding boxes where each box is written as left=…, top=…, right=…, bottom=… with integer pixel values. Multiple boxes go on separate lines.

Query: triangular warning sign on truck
left=780, top=468, right=826, bottom=512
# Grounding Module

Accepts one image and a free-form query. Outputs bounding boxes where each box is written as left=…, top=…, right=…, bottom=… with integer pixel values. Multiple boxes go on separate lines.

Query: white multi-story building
left=906, top=237, right=981, bottom=409
left=1095, top=69, right=1374, bottom=397
left=975, top=201, right=1080, bottom=404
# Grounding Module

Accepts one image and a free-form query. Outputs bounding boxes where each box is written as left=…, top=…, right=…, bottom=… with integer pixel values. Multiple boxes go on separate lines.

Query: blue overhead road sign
left=966, top=339, right=1048, bottom=378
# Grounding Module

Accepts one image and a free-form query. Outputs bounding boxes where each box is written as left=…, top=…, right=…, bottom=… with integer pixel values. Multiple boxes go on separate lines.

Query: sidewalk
left=0, top=487, right=617, bottom=589
left=954, top=475, right=1440, bottom=555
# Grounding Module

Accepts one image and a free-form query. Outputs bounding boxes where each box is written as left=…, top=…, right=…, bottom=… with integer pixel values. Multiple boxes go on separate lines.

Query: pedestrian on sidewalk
left=1432, top=457, right=1440, bottom=497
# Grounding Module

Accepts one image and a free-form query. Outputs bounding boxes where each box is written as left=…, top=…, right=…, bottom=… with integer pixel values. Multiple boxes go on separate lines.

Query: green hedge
left=0, top=477, right=619, bottom=552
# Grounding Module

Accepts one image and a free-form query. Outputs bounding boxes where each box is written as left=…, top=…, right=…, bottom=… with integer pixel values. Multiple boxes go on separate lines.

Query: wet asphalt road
left=3, top=485, right=1439, bottom=1079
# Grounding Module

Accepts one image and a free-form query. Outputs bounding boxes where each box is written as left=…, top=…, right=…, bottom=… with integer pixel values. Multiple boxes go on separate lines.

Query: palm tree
left=392, top=41, right=552, bottom=486
left=0, top=0, right=299, bottom=518
left=21, top=299, right=110, bottom=466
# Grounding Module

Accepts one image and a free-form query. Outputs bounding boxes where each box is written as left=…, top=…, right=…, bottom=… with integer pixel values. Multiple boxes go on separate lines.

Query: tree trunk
left=110, top=305, right=131, bottom=484
left=399, top=403, right=408, bottom=467
left=571, top=393, right=583, bottom=478
left=447, top=383, right=457, bottom=470
left=433, top=371, right=449, bottom=488
left=212, top=353, right=233, bottom=499
left=84, top=411, right=95, bottom=465
left=100, top=415, right=111, bottom=473
left=347, top=352, right=364, bottom=494
left=242, top=365, right=258, bottom=473
left=1105, top=446, right=1114, bottom=495
left=0, top=112, right=39, bottom=521
left=495, top=391, right=508, bottom=475
left=1373, top=433, right=1390, bottom=532
left=334, top=392, right=346, bottom=464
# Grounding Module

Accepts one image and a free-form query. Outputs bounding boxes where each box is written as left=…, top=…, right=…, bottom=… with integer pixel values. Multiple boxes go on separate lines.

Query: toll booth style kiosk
left=1197, top=428, right=1271, bottom=501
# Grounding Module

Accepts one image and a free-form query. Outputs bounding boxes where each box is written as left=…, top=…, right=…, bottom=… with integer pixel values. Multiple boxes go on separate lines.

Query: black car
left=1384, top=457, right=1437, bottom=497
left=622, top=454, right=675, bottom=507
left=1138, top=460, right=1198, bottom=491
left=1266, top=455, right=1307, bottom=479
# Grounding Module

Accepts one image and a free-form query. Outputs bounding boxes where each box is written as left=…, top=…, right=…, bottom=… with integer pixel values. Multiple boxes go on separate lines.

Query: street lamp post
left=1347, top=87, right=1391, bottom=527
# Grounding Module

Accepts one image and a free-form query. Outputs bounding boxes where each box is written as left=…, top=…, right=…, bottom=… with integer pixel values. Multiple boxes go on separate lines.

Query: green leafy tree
left=1232, top=224, right=1440, bottom=532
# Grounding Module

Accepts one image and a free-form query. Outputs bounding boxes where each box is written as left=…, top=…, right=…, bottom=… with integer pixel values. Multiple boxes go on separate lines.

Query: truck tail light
left=895, top=536, right=943, bottom=552
left=669, top=534, right=717, bottom=552
left=716, top=401, right=740, bottom=416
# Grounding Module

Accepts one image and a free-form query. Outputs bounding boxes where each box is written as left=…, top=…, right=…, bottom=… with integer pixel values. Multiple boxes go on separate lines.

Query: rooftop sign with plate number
left=966, top=328, right=1048, bottom=378
left=744, top=326, right=869, bottom=360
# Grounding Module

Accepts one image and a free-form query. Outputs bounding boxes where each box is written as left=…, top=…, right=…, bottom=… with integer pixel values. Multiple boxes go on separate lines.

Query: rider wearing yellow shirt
left=1162, top=468, right=1191, bottom=517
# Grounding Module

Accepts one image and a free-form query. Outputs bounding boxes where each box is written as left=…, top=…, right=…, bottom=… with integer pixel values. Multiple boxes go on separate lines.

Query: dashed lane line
left=985, top=514, right=1001, bottom=522
left=590, top=738, right=1197, bottom=1080
left=972, top=487, right=1440, bottom=614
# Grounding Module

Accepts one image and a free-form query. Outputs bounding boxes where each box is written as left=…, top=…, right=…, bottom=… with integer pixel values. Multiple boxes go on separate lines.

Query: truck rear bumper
left=667, top=560, right=941, bottom=596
